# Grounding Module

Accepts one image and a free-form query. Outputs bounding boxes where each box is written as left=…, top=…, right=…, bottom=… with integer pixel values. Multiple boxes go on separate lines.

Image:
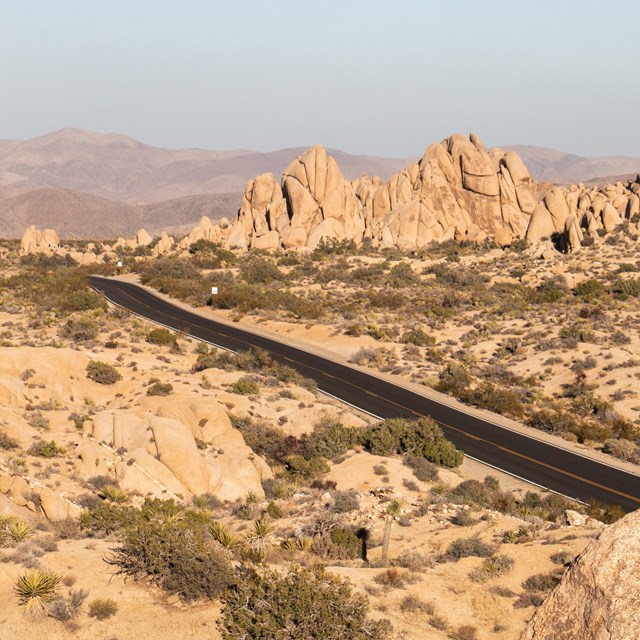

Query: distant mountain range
left=503, top=145, right=640, bottom=184
left=1, top=128, right=639, bottom=238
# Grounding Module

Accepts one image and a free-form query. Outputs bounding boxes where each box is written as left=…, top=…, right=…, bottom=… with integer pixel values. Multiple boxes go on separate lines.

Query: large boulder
left=522, top=509, right=640, bottom=640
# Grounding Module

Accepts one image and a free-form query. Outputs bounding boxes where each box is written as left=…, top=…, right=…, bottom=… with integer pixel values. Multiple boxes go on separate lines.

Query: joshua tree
left=381, top=499, right=402, bottom=562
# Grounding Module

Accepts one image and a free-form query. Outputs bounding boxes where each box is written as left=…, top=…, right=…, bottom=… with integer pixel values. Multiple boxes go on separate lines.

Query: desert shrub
left=79, top=502, right=139, bottom=536
left=435, top=362, right=473, bottom=397
left=602, top=438, right=640, bottom=463
left=460, top=382, right=525, bottom=418
left=441, top=535, right=495, bottom=562
left=240, top=257, right=285, bottom=284
left=451, top=626, right=479, bottom=640
left=88, top=598, right=118, bottom=620
left=146, top=381, right=173, bottom=396
left=331, top=490, right=360, bottom=513
left=139, top=257, right=202, bottom=282
left=558, top=323, right=597, bottom=346
left=87, top=475, right=117, bottom=491
left=400, top=328, right=435, bottom=347
left=86, top=360, right=121, bottom=385
left=374, top=567, right=407, bottom=588
left=403, top=455, right=439, bottom=482
left=64, top=289, right=107, bottom=312
left=451, top=509, right=477, bottom=526
left=231, top=376, right=260, bottom=395
left=522, top=572, right=561, bottom=593
left=0, top=429, right=19, bottom=450
left=194, top=347, right=316, bottom=390
left=265, top=501, right=283, bottom=519
left=47, top=589, right=89, bottom=621
left=25, top=411, right=50, bottom=431
left=304, top=418, right=361, bottom=459
left=360, top=417, right=463, bottom=467
left=218, top=565, right=389, bottom=640
left=399, top=593, right=434, bottom=614
left=469, top=555, right=514, bottom=582
left=550, top=550, right=575, bottom=565
left=329, top=527, right=364, bottom=559
left=586, top=499, right=626, bottom=524
left=146, top=327, right=177, bottom=345
left=284, top=455, right=330, bottom=481
left=28, top=440, right=65, bottom=458
left=573, top=279, right=607, bottom=302
left=311, top=237, right=358, bottom=259
left=106, top=517, right=235, bottom=602
left=447, top=480, right=492, bottom=508
left=609, top=278, right=640, bottom=299
left=59, top=315, right=98, bottom=343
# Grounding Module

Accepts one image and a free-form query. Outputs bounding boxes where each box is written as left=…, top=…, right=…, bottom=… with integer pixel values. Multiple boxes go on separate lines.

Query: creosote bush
left=146, top=327, right=177, bottom=345
left=86, top=360, right=121, bottom=385
left=361, top=417, right=464, bottom=467
left=106, top=507, right=235, bottom=602
left=218, top=565, right=390, bottom=640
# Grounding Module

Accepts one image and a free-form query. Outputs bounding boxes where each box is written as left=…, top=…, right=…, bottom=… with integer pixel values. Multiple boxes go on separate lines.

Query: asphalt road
left=89, top=276, right=640, bottom=512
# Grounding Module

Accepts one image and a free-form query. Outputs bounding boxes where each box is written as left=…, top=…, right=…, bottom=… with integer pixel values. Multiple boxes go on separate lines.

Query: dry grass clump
left=88, top=597, right=118, bottom=619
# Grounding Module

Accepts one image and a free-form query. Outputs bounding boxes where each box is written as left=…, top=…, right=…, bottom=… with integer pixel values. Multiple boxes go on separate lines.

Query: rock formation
left=522, top=508, right=640, bottom=640
left=20, top=225, right=60, bottom=255
left=227, top=134, right=539, bottom=251
left=526, top=177, right=640, bottom=252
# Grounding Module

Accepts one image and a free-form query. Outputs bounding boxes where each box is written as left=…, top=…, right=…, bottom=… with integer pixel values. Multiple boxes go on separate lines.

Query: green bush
left=106, top=516, right=235, bottom=602
left=360, top=417, right=464, bottom=467
left=59, top=315, right=99, bottom=343
left=86, top=360, right=121, bottom=385
left=573, top=279, right=607, bottom=302
left=218, top=566, right=389, bottom=640
left=146, top=328, right=177, bottom=345
left=146, top=381, right=173, bottom=396
left=28, top=440, right=66, bottom=458
left=231, top=376, right=260, bottom=395
left=400, top=328, right=435, bottom=347
left=442, top=535, right=495, bottom=561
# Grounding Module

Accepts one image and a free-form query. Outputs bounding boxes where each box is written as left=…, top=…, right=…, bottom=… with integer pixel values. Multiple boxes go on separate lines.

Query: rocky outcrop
left=526, top=177, right=640, bottom=252
left=227, top=134, right=539, bottom=251
left=87, top=396, right=271, bottom=502
left=522, top=508, right=640, bottom=640
left=20, top=225, right=60, bottom=254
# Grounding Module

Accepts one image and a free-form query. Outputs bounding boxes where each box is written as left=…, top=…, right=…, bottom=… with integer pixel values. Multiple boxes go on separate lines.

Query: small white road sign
left=211, top=286, right=218, bottom=295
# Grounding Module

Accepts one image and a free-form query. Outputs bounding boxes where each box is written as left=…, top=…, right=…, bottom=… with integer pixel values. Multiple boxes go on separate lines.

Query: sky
left=1, top=0, right=639, bottom=158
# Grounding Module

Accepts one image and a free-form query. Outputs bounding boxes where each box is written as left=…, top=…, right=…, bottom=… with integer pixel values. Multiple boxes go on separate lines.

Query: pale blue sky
left=1, top=0, right=638, bottom=157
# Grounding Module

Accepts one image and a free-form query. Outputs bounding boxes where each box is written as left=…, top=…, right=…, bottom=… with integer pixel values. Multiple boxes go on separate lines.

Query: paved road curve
left=90, top=276, right=640, bottom=512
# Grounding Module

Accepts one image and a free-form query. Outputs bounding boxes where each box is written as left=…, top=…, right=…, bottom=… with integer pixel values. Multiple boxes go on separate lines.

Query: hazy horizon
left=2, top=0, right=639, bottom=158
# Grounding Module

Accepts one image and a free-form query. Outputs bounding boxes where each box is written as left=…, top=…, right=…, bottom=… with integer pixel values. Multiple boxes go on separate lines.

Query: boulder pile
left=526, top=177, right=640, bottom=252
left=228, top=134, right=540, bottom=251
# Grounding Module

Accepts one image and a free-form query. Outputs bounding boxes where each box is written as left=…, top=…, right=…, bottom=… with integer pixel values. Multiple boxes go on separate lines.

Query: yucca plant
left=14, top=570, right=62, bottom=613
left=295, top=536, right=314, bottom=551
left=99, top=485, right=130, bottom=504
left=209, top=522, right=241, bottom=549
left=280, top=538, right=297, bottom=552
left=245, top=517, right=275, bottom=558
left=281, top=536, right=313, bottom=552
left=6, top=520, right=34, bottom=544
